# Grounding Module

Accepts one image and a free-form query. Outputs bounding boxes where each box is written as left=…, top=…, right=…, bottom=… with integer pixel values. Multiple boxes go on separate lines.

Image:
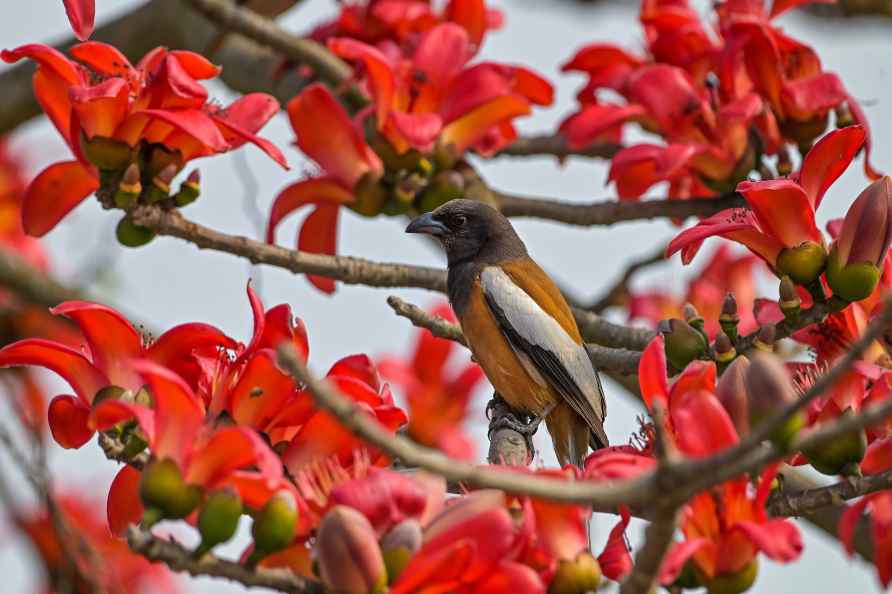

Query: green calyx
left=116, top=216, right=156, bottom=248
left=196, top=489, right=243, bottom=556
left=776, top=241, right=827, bottom=286
left=825, top=245, right=881, bottom=303
left=139, top=458, right=201, bottom=520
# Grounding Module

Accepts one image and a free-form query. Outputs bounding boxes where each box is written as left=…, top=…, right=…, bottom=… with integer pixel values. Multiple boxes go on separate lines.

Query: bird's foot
left=486, top=395, right=550, bottom=456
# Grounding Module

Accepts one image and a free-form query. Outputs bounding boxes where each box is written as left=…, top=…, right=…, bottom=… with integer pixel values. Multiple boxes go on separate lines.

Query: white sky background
left=0, top=0, right=890, bottom=592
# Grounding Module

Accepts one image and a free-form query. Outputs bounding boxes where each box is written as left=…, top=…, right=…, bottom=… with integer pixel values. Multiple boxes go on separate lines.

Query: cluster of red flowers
left=561, top=0, right=879, bottom=201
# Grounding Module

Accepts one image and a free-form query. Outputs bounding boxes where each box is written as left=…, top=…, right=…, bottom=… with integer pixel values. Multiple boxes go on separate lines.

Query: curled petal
left=107, top=466, right=143, bottom=535
left=257, top=304, right=310, bottom=363
left=212, top=93, right=288, bottom=168
left=147, top=322, right=236, bottom=373
left=446, top=0, right=488, bottom=47
left=48, top=394, right=93, bottom=449
left=70, top=42, right=135, bottom=78
left=798, top=125, right=865, bottom=209
left=659, top=538, right=712, bottom=584
left=23, top=161, right=97, bottom=237
left=1, top=44, right=82, bottom=84
left=329, top=467, right=428, bottom=534
left=299, top=203, right=341, bottom=294
left=639, top=336, right=669, bottom=410
left=560, top=103, right=642, bottom=150
left=584, top=447, right=656, bottom=481
left=328, top=38, right=395, bottom=129
left=440, top=95, right=530, bottom=154
left=473, top=561, right=545, bottom=594
left=266, top=178, right=354, bottom=245
left=242, top=280, right=267, bottom=359
left=732, top=519, right=803, bottom=562
left=230, top=349, right=296, bottom=429
left=50, top=301, right=142, bottom=387
left=135, top=108, right=229, bottom=153
left=599, top=507, right=632, bottom=581
left=328, top=354, right=381, bottom=391
left=186, top=426, right=283, bottom=487
left=738, top=179, right=822, bottom=248
left=286, top=83, right=381, bottom=188
left=0, top=339, right=108, bottom=403
left=671, top=390, right=739, bottom=457
left=132, top=360, right=204, bottom=465
left=169, top=50, right=221, bottom=80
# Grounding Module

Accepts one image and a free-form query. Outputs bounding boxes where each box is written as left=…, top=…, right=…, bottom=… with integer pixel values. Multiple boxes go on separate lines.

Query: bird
left=405, top=199, right=608, bottom=466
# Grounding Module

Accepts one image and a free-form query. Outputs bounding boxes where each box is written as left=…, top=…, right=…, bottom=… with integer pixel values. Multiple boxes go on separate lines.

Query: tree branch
left=620, top=504, right=679, bottom=594
left=586, top=245, right=667, bottom=313
left=494, top=134, right=621, bottom=160
left=126, top=526, right=322, bottom=593
left=495, top=191, right=744, bottom=227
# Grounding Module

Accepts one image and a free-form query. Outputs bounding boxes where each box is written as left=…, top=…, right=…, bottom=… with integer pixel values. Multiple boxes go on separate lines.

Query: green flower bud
left=146, top=164, right=177, bottom=204
left=174, top=170, right=201, bottom=207
left=659, top=319, right=708, bottom=370
left=351, top=172, right=389, bottom=217
left=752, top=324, right=775, bottom=353
left=719, top=293, right=739, bottom=344
left=775, top=241, right=828, bottom=286
left=113, top=163, right=142, bottom=208
left=93, top=385, right=130, bottom=407
left=139, top=458, right=201, bottom=521
left=249, top=490, right=297, bottom=564
left=316, top=506, right=387, bottom=594
left=803, top=409, right=867, bottom=476
left=705, top=558, right=759, bottom=594
left=548, top=552, right=602, bottom=594
left=83, top=135, right=134, bottom=171
left=778, top=276, right=801, bottom=325
left=196, top=488, right=243, bottom=556
left=116, top=216, right=156, bottom=248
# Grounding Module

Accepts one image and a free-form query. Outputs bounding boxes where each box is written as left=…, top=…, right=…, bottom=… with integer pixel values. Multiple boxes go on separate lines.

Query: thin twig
left=495, top=134, right=622, bottom=160
left=587, top=245, right=667, bottom=313
left=768, top=468, right=892, bottom=518
left=126, top=526, right=322, bottom=593
left=619, top=504, right=680, bottom=594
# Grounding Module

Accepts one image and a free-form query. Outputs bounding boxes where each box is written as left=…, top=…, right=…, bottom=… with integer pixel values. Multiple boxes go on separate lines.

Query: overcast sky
left=0, top=0, right=890, bottom=592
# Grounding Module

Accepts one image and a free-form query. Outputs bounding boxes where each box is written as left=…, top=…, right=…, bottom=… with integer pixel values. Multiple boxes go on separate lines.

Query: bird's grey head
left=405, top=199, right=524, bottom=266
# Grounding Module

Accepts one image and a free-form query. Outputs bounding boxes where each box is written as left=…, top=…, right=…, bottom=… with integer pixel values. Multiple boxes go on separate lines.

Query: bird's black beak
left=405, top=212, right=448, bottom=237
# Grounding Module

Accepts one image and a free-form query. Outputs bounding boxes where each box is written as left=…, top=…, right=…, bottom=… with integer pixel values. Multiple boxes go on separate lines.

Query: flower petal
left=639, top=336, right=669, bottom=409
left=445, top=0, right=488, bottom=47
left=107, top=466, right=143, bottom=535
left=671, top=390, right=739, bottom=457
left=659, top=538, right=712, bottom=584
left=230, top=349, right=296, bottom=429
left=70, top=42, right=135, bottom=78
left=257, top=303, right=310, bottom=363
left=0, top=339, right=108, bottom=403
left=327, top=39, right=396, bottom=129
left=147, top=322, right=236, bottom=375
left=286, top=83, right=381, bottom=188
left=798, top=125, right=866, bottom=209
left=329, top=467, right=428, bottom=534
left=135, top=108, right=229, bottom=153
left=599, top=507, right=633, bottom=581
left=732, top=519, right=803, bottom=562
left=47, top=394, right=93, bottom=449
left=389, top=112, right=443, bottom=153
left=132, top=360, right=204, bottom=465
left=23, top=161, right=97, bottom=237
left=50, top=301, right=142, bottom=388
left=186, top=426, right=282, bottom=487
left=472, top=561, right=545, bottom=594
left=212, top=93, right=288, bottom=168
left=266, top=178, right=354, bottom=245
left=738, top=179, right=822, bottom=248
left=440, top=95, right=530, bottom=154
left=299, top=203, right=341, bottom=294
left=63, top=0, right=96, bottom=40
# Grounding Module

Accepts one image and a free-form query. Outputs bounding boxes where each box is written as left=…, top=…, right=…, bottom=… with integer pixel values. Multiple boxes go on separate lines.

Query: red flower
left=12, top=492, right=179, bottom=593
left=91, top=361, right=285, bottom=530
left=379, top=302, right=484, bottom=460
left=0, top=300, right=234, bottom=449
left=840, top=437, right=892, bottom=586
left=660, top=465, right=802, bottom=586
left=1, top=42, right=287, bottom=236
left=329, top=22, right=552, bottom=156
left=390, top=490, right=544, bottom=594
left=667, top=126, right=865, bottom=276
left=266, top=83, right=383, bottom=293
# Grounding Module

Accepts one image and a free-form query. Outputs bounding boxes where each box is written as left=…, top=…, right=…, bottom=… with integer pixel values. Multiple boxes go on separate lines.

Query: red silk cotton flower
left=1, top=42, right=287, bottom=236
left=667, top=125, right=866, bottom=284
left=63, top=0, right=95, bottom=40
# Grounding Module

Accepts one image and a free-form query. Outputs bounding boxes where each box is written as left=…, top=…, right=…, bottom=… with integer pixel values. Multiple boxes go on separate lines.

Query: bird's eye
left=454, top=214, right=468, bottom=226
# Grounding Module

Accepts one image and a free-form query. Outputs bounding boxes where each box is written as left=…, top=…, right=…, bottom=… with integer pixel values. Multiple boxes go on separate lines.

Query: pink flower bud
left=717, top=356, right=750, bottom=436
left=316, top=506, right=387, bottom=594
left=827, top=177, right=892, bottom=302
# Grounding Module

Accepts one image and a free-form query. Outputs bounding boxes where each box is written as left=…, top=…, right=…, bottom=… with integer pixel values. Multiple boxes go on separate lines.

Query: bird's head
left=405, top=199, right=523, bottom=266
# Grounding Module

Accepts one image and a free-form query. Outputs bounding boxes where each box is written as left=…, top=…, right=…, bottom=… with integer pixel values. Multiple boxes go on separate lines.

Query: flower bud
left=744, top=354, right=803, bottom=450
left=705, top=558, right=759, bottom=594
left=719, top=293, right=739, bottom=343
left=714, top=331, right=736, bottom=363
left=116, top=215, right=156, bottom=248
left=418, top=170, right=465, bottom=212
left=775, top=241, right=828, bottom=286
left=146, top=164, right=177, bottom=204
left=196, top=488, right=243, bottom=556
left=835, top=103, right=855, bottom=128
left=174, top=169, right=201, bottom=207
left=139, top=458, right=201, bottom=523
left=776, top=147, right=793, bottom=177
left=826, top=177, right=892, bottom=302
left=658, top=319, right=707, bottom=370
left=316, top=506, right=387, bottom=594
left=778, top=276, right=801, bottom=325
left=393, top=173, right=426, bottom=207
left=351, top=172, right=389, bottom=217
left=717, top=356, right=750, bottom=437
left=802, top=408, right=867, bottom=476
left=146, top=145, right=183, bottom=179
left=114, top=163, right=142, bottom=208
left=83, top=135, right=133, bottom=171
left=380, top=519, right=422, bottom=583
left=752, top=324, right=775, bottom=353
left=249, top=491, right=297, bottom=563
left=549, top=552, right=602, bottom=594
